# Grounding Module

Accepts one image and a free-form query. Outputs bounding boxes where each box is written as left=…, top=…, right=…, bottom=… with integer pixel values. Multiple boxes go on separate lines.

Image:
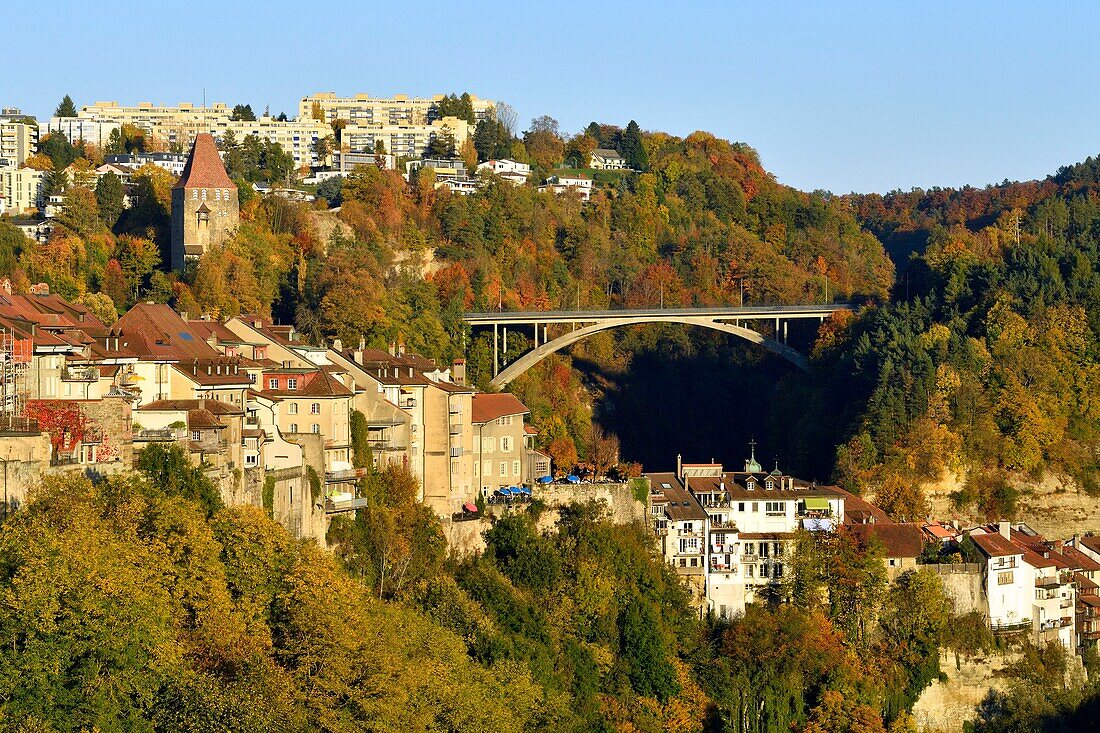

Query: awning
left=804, top=497, right=830, bottom=511
left=463, top=502, right=478, bottom=513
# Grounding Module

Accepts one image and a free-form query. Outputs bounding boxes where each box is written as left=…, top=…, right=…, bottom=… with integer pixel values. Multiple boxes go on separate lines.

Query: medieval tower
left=170, top=133, right=239, bottom=269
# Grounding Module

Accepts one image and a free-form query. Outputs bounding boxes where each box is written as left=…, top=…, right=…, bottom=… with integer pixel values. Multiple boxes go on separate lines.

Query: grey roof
left=592, top=148, right=623, bottom=159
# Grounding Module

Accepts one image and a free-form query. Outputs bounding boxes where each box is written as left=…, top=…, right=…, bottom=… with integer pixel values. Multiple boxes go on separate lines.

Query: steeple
left=744, top=439, right=762, bottom=473
left=173, top=133, right=235, bottom=190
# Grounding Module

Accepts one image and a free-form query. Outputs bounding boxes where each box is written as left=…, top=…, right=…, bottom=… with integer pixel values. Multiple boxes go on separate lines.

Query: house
left=476, top=159, right=530, bottom=186
left=539, top=174, right=593, bottom=201
left=850, top=522, right=924, bottom=579
left=523, top=424, right=551, bottom=483
left=589, top=148, right=626, bottom=170
left=647, top=448, right=848, bottom=618
left=970, top=525, right=1035, bottom=633
left=471, top=393, right=530, bottom=496
left=648, top=475, right=708, bottom=606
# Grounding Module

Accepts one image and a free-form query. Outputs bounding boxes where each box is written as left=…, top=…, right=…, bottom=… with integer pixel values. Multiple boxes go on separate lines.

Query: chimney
left=388, top=342, right=395, bottom=357
left=180, top=311, right=189, bottom=321
left=398, top=342, right=406, bottom=356
left=676, top=453, right=682, bottom=477
left=999, top=520, right=1011, bottom=539
left=333, top=338, right=342, bottom=351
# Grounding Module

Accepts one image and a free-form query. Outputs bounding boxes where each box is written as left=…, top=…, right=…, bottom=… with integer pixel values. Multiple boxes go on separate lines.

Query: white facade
left=539, top=174, right=593, bottom=201
left=0, top=166, right=45, bottom=214
left=42, top=117, right=121, bottom=148
left=477, top=159, right=531, bottom=186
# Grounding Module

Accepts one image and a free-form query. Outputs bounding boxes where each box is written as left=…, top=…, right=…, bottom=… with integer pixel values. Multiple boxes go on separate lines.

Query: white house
left=476, top=159, right=530, bottom=186
left=589, top=148, right=626, bottom=170
left=539, top=173, right=593, bottom=201
left=971, top=526, right=1035, bottom=632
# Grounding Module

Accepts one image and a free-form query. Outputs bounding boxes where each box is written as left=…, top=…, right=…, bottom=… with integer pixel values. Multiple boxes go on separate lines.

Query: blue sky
left=5, top=1, right=1099, bottom=193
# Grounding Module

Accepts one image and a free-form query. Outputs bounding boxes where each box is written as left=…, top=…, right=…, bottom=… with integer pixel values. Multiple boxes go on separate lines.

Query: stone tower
left=170, top=133, right=239, bottom=269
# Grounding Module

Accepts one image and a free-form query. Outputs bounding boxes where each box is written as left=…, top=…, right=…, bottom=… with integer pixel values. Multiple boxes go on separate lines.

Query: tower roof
left=174, top=133, right=235, bottom=190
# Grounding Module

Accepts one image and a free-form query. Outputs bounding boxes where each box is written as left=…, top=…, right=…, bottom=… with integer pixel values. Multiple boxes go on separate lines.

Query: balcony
left=449, top=424, right=462, bottom=435
left=710, top=519, right=738, bottom=530
left=450, top=447, right=462, bottom=458
left=325, top=466, right=370, bottom=483
left=367, top=439, right=406, bottom=452
left=324, top=495, right=369, bottom=513
left=1036, top=576, right=1061, bottom=588
left=63, top=366, right=99, bottom=381
left=134, top=427, right=186, bottom=442
left=449, top=405, right=461, bottom=415
left=399, top=398, right=417, bottom=410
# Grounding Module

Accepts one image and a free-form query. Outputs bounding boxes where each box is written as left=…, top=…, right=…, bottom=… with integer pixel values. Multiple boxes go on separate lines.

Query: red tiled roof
left=174, top=133, right=235, bottom=190
left=138, top=398, right=243, bottom=415
left=850, top=523, right=924, bottom=559
left=922, top=522, right=957, bottom=539
left=260, top=371, right=352, bottom=398
left=115, top=303, right=222, bottom=360
left=1080, top=536, right=1100, bottom=556
left=1064, top=546, right=1100, bottom=572
left=1073, top=572, right=1098, bottom=591
left=187, top=408, right=226, bottom=430
left=833, top=486, right=891, bottom=524
left=971, top=531, right=1022, bottom=558
left=472, top=393, right=529, bottom=423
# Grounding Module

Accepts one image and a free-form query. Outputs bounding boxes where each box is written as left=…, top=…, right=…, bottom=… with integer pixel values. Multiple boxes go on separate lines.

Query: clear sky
left=5, top=0, right=1100, bottom=193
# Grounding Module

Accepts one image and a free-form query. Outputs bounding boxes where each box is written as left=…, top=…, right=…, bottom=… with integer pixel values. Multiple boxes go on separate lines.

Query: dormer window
left=765, top=480, right=775, bottom=490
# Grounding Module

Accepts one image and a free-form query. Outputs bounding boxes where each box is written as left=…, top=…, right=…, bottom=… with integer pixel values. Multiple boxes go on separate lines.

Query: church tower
left=170, top=133, right=239, bottom=269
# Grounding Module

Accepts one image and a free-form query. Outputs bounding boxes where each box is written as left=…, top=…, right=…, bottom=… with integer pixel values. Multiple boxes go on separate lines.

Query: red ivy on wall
left=24, top=400, right=89, bottom=453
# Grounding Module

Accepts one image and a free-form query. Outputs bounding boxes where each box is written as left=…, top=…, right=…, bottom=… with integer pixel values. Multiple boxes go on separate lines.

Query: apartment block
left=1, top=118, right=37, bottom=167
left=0, top=166, right=45, bottom=214
left=299, top=92, right=495, bottom=127
left=342, top=116, right=470, bottom=159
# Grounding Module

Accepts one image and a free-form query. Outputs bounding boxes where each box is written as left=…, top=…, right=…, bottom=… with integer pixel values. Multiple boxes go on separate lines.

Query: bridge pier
left=493, top=323, right=499, bottom=376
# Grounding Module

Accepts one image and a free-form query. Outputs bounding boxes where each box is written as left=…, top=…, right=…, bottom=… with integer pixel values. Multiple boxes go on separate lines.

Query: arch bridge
left=464, top=304, right=849, bottom=387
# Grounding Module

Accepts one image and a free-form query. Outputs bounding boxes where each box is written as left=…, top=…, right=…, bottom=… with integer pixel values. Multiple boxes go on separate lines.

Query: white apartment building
left=0, top=166, right=45, bottom=214
left=77, top=101, right=331, bottom=169
left=341, top=116, right=470, bottom=160
left=1, top=118, right=37, bottom=167
left=41, top=117, right=121, bottom=148
left=299, top=92, right=496, bottom=126
left=104, top=152, right=188, bottom=176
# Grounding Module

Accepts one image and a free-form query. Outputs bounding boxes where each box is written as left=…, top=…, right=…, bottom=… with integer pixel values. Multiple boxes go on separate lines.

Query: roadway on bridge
left=463, top=303, right=851, bottom=325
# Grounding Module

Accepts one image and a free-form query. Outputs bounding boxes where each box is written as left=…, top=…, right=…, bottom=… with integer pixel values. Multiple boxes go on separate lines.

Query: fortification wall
left=925, top=563, right=985, bottom=615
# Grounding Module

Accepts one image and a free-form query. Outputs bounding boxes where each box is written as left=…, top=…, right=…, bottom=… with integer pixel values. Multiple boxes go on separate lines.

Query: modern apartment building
left=341, top=116, right=470, bottom=159
left=299, top=92, right=496, bottom=126
left=1, top=117, right=37, bottom=167
left=77, top=101, right=331, bottom=169
left=0, top=166, right=45, bottom=214
left=41, top=117, right=120, bottom=148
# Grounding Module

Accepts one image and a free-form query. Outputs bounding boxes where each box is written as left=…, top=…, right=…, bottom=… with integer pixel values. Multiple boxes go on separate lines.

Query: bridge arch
left=489, top=315, right=808, bottom=388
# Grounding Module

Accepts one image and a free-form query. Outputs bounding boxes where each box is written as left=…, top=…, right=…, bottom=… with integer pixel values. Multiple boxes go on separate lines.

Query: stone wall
left=0, top=431, right=52, bottom=511
left=530, top=482, right=647, bottom=525
left=79, top=395, right=133, bottom=466
left=925, top=563, right=985, bottom=615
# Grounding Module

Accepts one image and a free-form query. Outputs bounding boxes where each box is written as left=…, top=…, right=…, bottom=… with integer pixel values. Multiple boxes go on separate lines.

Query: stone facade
left=170, top=133, right=239, bottom=269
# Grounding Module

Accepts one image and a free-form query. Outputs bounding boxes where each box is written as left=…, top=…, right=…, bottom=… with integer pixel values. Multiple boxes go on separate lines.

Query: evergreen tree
left=55, top=94, right=77, bottom=117
left=620, top=120, right=648, bottom=170
left=230, top=103, right=256, bottom=121
left=95, top=171, right=125, bottom=229
left=40, top=132, right=78, bottom=171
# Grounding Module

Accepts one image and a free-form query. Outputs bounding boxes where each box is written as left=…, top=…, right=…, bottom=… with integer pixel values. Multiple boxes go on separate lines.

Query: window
left=287, top=378, right=298, bottom=390
left=311, top=424, right=320, bottom=434
left=192, top=189, right=197, bottom=200
left=288, top=403, right=298, bottom=414
left=482, top=437, right=495, bottom=453
left=483, top=460, right=492, bottom=476
left=745, top=564, right=754, bottom=578
left=268, top=378, right=278, bottom=390
left=752, top=502, right=759, bottom=512
left=738, top=502, right=745, bottom=512
left=888, top=558, right=897, bottom=567
left=744, top=542, right=755, bottom=556
left=683, top=522, right=694, bottom=533
left=215, top=189, right=220, bottom=201
left=997, top=571, right=1014, bottom=585
left=765, top=480, right=775, bottom=490
left=192, top=430, right=200, bottom=441
left=774, top=563, right=784, bottom=578
left=765, top=501, right=785, bottom=516
left=679, top=538, right=699, bottom=553
left=289, top=423, right=298, bottom=433
left=501, top=436, right=513, bottom=452
left=761, top=563, right=770, bottom=578
left=201, top=188, right=207, bottom=200
left=512, top=460, right=520, bottom=476
left=499, top=462, right=507, bottom=477
left=310, top=402, right=320, bottom=414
